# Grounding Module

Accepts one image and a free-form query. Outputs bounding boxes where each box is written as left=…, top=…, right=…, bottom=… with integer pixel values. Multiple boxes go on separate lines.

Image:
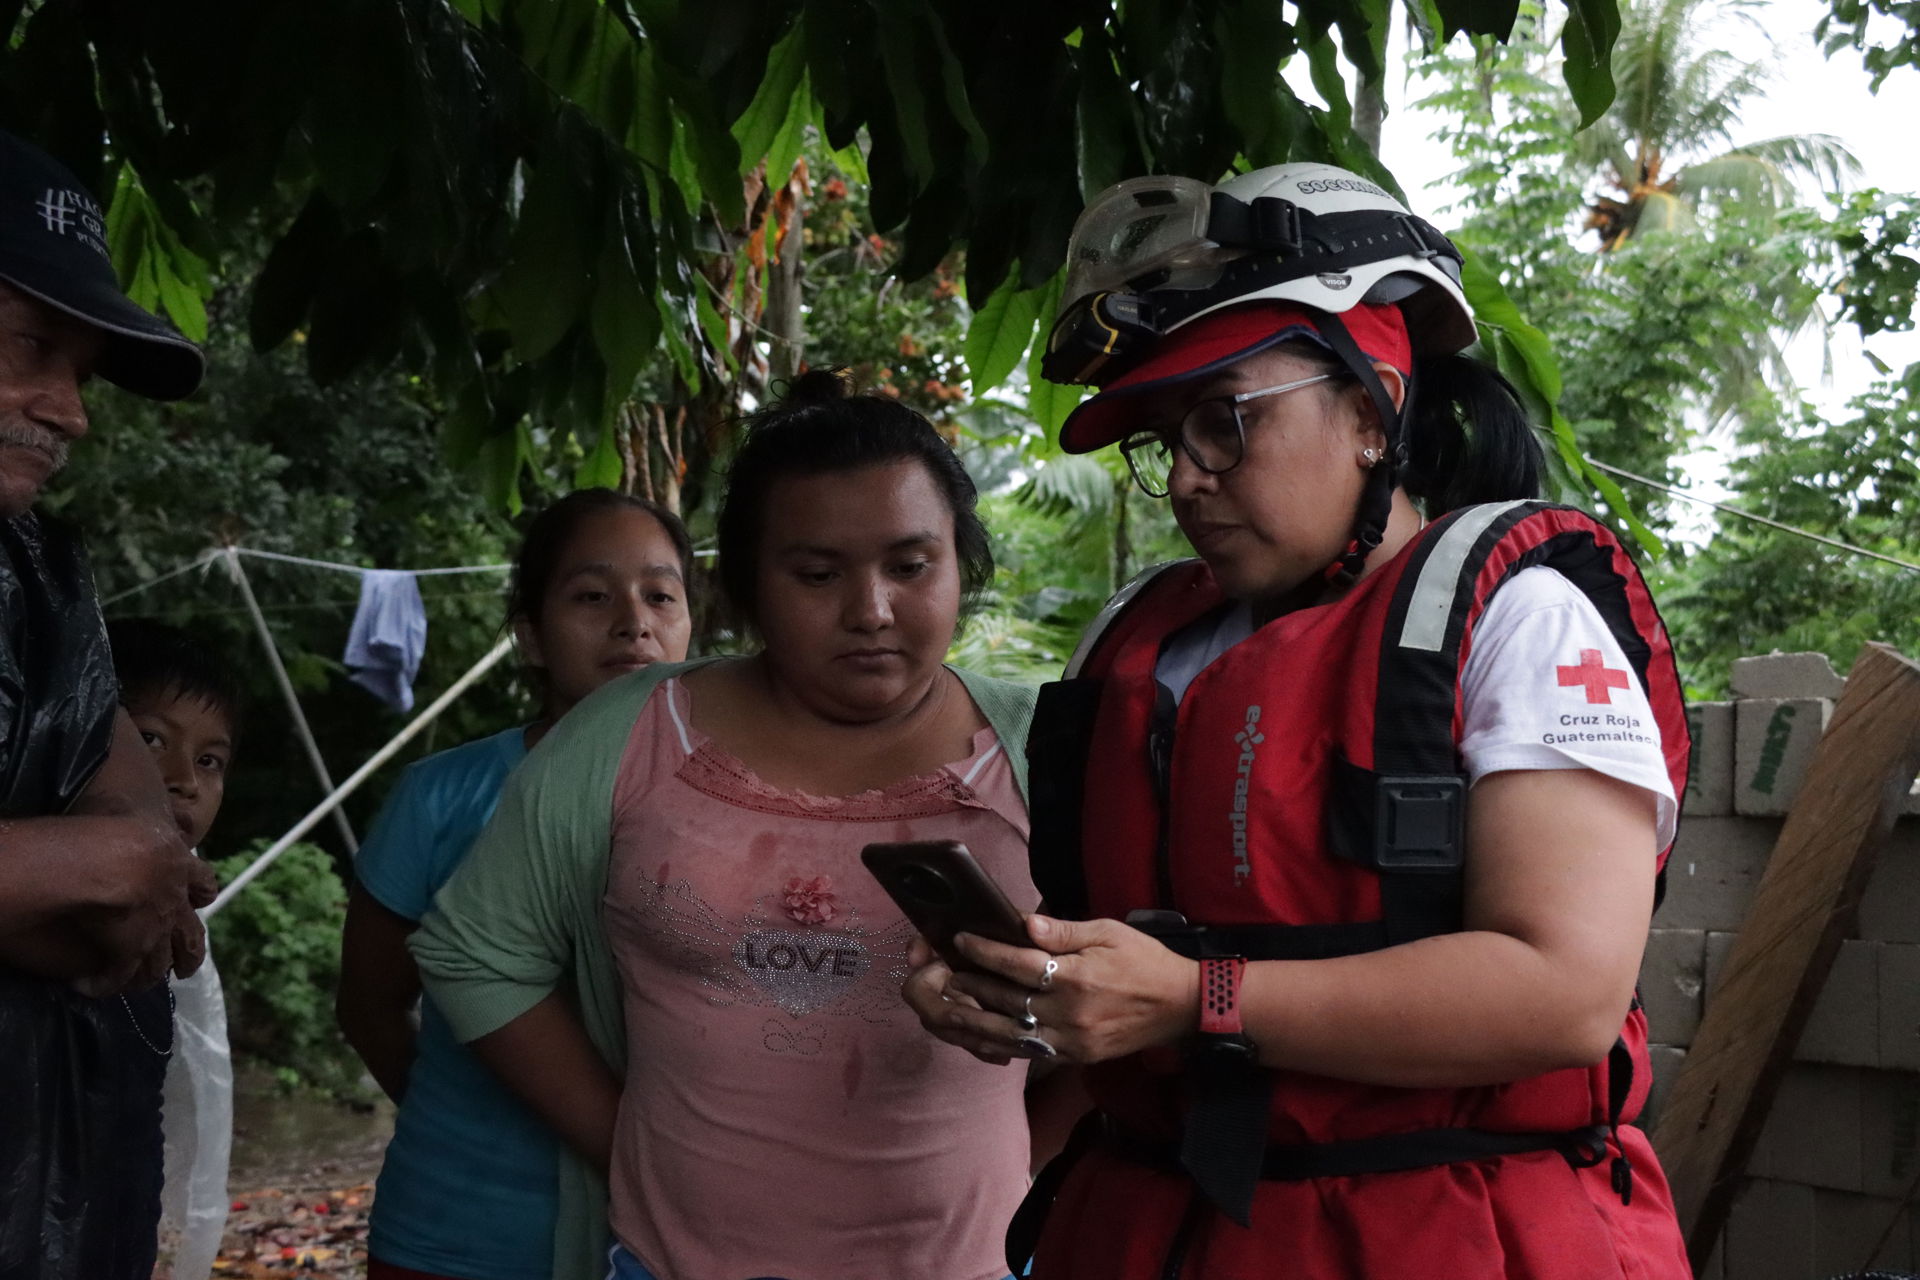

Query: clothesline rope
left=1586, top=459, right=1920, bottom=576
left=100, top=537, right=722, bottom=611
left=97, top=550, right=222, bottom=608
left=231, top=547, right=512, bottom=576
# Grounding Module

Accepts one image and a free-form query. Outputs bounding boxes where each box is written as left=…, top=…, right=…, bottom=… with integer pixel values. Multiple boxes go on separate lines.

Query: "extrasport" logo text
left=1229, top=705, right=1263, bottom=886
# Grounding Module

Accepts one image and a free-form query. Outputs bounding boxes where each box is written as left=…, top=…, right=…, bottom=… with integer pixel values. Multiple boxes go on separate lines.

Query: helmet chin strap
left=1312, top=312, right=1408, bottom=588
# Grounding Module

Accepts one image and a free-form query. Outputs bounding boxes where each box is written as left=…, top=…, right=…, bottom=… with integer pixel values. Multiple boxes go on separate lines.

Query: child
left=107, top=617, right=244, bottom=1280
left=336, top=490, right=694, bottom=1280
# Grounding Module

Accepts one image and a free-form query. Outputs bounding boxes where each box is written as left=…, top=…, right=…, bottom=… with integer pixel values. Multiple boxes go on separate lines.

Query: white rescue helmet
left=1043, top=162, right=1478, bottom=387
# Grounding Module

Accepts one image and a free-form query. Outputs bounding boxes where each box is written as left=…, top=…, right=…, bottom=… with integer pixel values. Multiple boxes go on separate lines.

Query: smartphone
left=860, top=840, right=1030, bottom=972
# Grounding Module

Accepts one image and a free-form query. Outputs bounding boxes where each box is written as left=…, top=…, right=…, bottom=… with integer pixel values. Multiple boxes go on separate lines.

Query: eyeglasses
left=1117, top=373, right=1337, bottom=497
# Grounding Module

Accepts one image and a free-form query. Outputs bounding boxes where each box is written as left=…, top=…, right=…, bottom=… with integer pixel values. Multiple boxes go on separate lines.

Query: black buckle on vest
left=1372, top=775, right=1465, bottom=872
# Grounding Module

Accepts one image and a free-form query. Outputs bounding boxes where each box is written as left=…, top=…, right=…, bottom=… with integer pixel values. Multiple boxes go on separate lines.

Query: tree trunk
left=765, top=163, right=808, bottom=383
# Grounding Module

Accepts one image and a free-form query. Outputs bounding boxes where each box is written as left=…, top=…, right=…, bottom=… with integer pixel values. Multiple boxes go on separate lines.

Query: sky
left=1363, top=0, right=1917, bottom=528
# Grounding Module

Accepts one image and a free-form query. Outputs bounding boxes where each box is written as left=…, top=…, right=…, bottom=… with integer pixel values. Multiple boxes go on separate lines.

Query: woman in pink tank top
left=443, top=372, right=1051, bottom=1280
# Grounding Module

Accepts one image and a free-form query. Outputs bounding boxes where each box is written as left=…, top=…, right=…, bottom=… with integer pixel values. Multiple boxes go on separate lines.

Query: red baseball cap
left=1058, top=301, right=1412, bottom=454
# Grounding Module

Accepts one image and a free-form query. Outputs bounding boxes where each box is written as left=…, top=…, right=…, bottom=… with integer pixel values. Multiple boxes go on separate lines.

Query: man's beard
left=0, top=421, right=71, bottom=476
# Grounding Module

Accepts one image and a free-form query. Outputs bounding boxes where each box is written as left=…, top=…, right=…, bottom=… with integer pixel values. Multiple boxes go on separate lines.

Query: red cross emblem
left=1557, top=649, right=1630, bottom=704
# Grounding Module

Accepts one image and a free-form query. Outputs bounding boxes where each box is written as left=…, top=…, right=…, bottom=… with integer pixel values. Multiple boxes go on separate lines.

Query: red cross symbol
left=1557, top=649, right=1630, bottom=704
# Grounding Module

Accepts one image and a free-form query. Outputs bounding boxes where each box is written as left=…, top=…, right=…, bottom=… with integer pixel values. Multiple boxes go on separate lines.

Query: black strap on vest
left=1027, top=679, right=1104, bottom=921
left=1102, top=1114, right=1611, bottom=1183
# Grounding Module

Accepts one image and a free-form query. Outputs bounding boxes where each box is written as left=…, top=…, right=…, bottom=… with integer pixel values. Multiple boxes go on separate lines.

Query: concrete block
left=1724, top=1177, right=1816, bottom=1280
left=1859, top=822, right=1920, bottom=943
left=1643, top=1044, right=1686, bottom=1130
left=1754, top=1064, right=1863, bottom=1190
left=1730, top=651, right=1847, bottom=700
left=1705, top=929, right=1737, bottom=1000
left=1662, top=818, right=1782, bottom=931
left=1860, top=1068, right=1920, bottom=1201
left=1797, top=939, right=1881, bottom=1068
left=1685, top=701, right=1735, bottom=817
left=1880, top=944, right=1920, bottom=1070
left=1735, top=697, right=1834, bottom=816
left=1815, top=1187, right=1915, bottom=1273
left=1640, top=928, right=1708, bottom=1046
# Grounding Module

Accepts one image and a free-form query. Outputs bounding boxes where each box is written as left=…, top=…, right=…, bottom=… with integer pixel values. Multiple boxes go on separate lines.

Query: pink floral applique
left=782, top=875, right=838, bottom=926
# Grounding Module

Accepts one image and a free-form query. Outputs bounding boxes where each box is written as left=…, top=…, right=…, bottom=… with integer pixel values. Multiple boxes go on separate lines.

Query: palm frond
left=1674, top=153, right=1791, bottom=205
left=1013, top=455, right=1117, bottom=524
left=1729, top=134, right=1861, bottom=193
left=1632, top=189, right=1697, bottom=235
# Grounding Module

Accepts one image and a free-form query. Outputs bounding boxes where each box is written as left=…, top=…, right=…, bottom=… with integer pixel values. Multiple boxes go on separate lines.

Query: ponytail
left=1399, top=353, right=1543, bottom=516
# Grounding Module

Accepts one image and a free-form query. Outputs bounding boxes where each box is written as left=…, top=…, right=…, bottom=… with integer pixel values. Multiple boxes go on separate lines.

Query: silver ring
left=1014, top=1034, right=1058, bottom=1059
left=1016, top=992, right=1040, bottom=1033
left=1039, top=958, right=1059, bottom=990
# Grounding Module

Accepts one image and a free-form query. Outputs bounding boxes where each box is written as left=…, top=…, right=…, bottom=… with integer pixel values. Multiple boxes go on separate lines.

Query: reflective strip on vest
left=1395, top=499, right=1532, bottom=652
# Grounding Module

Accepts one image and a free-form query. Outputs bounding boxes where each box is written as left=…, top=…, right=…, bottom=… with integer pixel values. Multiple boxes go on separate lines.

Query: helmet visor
left=1063, top=176, right=1224, bottom=303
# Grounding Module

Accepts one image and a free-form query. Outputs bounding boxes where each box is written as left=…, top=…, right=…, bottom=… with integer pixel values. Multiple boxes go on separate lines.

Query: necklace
left=119, top=979, right=176, bottom=1057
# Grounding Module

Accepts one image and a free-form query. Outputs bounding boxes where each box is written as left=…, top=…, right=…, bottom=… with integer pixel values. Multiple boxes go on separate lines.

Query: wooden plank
left=1652, top=643, right=1920, bottom=1269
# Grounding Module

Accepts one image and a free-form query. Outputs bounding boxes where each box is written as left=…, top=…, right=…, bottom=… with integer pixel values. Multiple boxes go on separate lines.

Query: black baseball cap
left=0, top=131, right=204, bottom=400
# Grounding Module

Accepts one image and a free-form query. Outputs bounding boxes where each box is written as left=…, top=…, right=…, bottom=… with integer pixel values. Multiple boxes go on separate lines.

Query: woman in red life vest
left=902, top=163, right=1694, bottom=1280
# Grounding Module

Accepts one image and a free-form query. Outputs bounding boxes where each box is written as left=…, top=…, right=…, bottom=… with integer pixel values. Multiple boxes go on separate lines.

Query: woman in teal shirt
left=336, top=489, right=694, bottom=1280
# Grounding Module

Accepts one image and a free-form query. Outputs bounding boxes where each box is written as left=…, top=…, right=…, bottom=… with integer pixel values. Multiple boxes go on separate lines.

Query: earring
left=1361, top=448, right=1380, bottom=467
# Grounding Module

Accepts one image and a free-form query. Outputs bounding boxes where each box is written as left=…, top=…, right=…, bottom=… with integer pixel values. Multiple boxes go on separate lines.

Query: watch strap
left=1198, top=956, right=1248, bottom=1037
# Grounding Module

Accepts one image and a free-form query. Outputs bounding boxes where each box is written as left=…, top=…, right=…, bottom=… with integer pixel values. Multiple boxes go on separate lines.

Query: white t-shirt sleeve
left=1458, top=566, right=1678, bottom=850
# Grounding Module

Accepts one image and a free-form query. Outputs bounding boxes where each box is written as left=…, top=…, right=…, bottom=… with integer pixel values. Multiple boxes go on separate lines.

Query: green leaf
left=656, top=60, right=745, bottom=225
left=965, top=269, right=1045, bottom=396
left=155, top=258, right=208, bottom=343
left=306, top=29, right=401, bottom=212
left=1430, top=0, right=1521, bottom=40
left=657, top=291, right=702, bottom=391
left=1559, top=0, right=1620, bottom=128
left=629, top=45, right=674, bottom=172
left=589, top=224, right=661, bottom=400
left=495, top=158, right=595, bottom=362
left=1457, top=245, right=1562, bottom=401
left=1023, top=272, right=1083, bottom=439
left=442, top=380, right=494, bottom=466
left=250, top=196, right=340, bottom=353
left=695, top=286, right=730, bottom=366
left=872, top=3, right=936, bottom=193
left=1333, top=0, right=1390, bottom=84
left=476, top=420, right=531, bottom=515
left=1459, top=250, right=1656, bottom=555
left=730, top=16, right=808, bottom=171
left=1217, top=0, right=1292, bottom=155
left=573, top=413, right=623, bottom=490
left=764, top=69, right=813, bottom=185
left=927, top=12, right=989, bottom=177
left=1304, top=25, right=1353, bottom=133
left=1074, top=37, right=1139, bottom=201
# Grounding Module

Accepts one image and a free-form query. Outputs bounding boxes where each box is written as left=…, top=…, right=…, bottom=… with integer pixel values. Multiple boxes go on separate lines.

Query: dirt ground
left=161, top=1065, right=394, bottom=1279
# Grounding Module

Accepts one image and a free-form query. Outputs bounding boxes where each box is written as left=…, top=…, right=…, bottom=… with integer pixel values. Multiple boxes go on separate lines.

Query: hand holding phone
left=860, top=840, right=1029, bottom=973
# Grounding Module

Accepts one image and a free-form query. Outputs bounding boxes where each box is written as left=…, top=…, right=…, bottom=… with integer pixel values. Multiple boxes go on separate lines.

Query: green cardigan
left=410, top=659, right=1037, bottom=1280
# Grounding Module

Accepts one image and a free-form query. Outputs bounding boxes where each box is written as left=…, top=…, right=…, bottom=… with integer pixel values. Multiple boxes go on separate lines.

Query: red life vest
left=1019, top=501, right=1694, bottom=1280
